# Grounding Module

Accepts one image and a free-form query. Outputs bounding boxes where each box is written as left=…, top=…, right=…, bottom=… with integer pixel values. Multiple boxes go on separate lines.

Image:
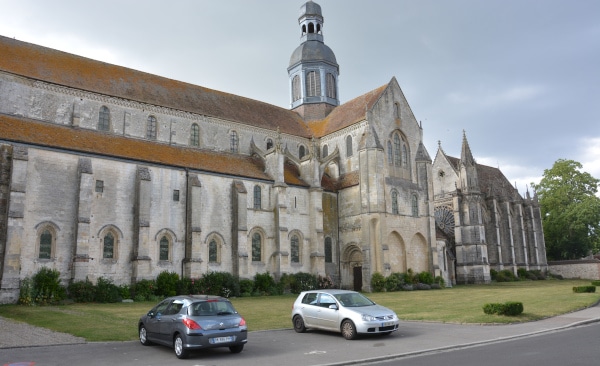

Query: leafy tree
left=531, top=159, right=600, bottom=260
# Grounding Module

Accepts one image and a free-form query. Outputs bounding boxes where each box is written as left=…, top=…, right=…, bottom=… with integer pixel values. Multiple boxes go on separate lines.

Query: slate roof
left=445, top=155, right=519, bottom=199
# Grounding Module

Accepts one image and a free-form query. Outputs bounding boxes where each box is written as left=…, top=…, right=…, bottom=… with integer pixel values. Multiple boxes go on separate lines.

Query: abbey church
left=0, top=1, right=547, bottom=303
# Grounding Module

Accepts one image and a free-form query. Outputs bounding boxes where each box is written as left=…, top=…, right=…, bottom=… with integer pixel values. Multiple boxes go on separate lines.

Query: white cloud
left=446, top=84, right=546, bottom=108
left=579, top=137, right=600, bottom=179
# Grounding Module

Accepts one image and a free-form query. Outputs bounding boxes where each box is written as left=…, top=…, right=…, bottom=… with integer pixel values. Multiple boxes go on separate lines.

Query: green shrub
left=201, top=271, right=240, bottom=297
left=254, top=272, right=278, bottom=295
left=28, top=267, right=66, bottom=305
left=573, top=286, right=596, bottom=293
left=434, top=275, right=445, bottom=287
left=517, top=268, right=528, bottom=280
left=239, top=279, right=255, bottom=296
left=68, top=278, right=96, bottom=303
left=95, top=277, right=121, bottom=303
left=132, top=279, right=156, bottom=301
left=18, top=277, right=34, bottom=306
left=290, top=272, right=318, bottom=293
left=591, top=280, right=600, bottom=286
left=483, top=301, right=524, bottom=316
left=496, top=269, right=517, bottom=282
left=156, top=271, right=180, bottom=297
left=371, top=272, right=386, bottom=292
left=490, top=269, right=498, bottom=281
left=417, top=271, right=434, bottom=285
left=385, top=273, right=403, bottom=292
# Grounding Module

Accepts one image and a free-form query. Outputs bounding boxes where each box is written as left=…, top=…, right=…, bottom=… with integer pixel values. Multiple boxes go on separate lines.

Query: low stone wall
left=547, top=260, right=600, bottom=280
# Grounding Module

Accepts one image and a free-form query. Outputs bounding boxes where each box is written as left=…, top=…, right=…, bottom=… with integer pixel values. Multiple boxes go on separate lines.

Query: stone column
left=183, top=173, right=203, bottom=279
left=72, top=158, right=94, bottom=282
left=132, top=166, right=152, bottom=282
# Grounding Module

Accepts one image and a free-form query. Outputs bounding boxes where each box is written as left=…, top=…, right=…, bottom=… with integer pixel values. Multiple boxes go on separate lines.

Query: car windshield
left=189, top=300, right=237, bottom=316
left=334, top=292, right=376, bottom=307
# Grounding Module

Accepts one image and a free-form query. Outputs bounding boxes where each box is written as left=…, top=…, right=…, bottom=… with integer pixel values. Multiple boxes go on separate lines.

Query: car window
left=318, top=293, right=336, bottom=308
left=302, top=292, right=318, bottom=305
left=153, top=299, right=171, bottom=315
left=164, top=300, right=184, bottom=315
left=190, top=301, right=237, bottom=316
left=335, top=292, right=375, bottom=307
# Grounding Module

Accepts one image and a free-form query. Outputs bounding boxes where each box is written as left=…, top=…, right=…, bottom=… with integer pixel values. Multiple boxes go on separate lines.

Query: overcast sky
left=1, top=0, right=599, bottom=195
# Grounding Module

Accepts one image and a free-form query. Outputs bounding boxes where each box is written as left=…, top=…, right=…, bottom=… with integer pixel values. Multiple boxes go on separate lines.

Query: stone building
left=0, top=1, right=546, bottom=302
left=432, top=133, right=548, bottom=284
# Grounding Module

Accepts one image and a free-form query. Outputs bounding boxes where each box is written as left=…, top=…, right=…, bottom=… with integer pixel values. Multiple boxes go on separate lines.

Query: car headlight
left=361, top=314, right=377, bottom=322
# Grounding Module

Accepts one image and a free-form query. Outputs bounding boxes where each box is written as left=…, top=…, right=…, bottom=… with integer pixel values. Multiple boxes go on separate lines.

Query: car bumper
left=183, top=329, right=248, bottom=349
left=355, top=320, right=399, bottom=334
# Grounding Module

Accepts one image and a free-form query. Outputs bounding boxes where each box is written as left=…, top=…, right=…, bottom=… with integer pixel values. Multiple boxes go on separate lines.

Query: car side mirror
left=147, top=311, right=155, bottom=318
left=329, top=304, right=338, bottom=310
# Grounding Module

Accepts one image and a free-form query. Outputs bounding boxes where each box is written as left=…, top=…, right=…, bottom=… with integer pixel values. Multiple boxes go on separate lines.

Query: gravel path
left=0, top=316, right=86, bottom=349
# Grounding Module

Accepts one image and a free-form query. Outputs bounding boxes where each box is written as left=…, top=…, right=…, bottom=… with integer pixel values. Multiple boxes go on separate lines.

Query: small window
left=322, top=145, right=328, bottom=158
left=252, top=232, right=262, bottom=262
left=346, top=135, right=353, bottom=157
left=266, top=138, right=273, bottom=150
left=95, top=180, right=104, bottom=193
left=39, top=229, right=52, bottom=259
left=230, top=131, right=239, bottom=153
left=173, top=190, right=180, bottom=202
left=412, top=194, right=419, bottom=217
left=387, top=141, right=393, bottom=165
left=292, top=75, right=301, bottom=102
left=402, top=144, right=408, bottom=166
left=147, top=116, right=157, bottom=139
left=299, top=145, right=306, bottom=159
left=394, top=135, right=401, bottom=167
left=324, top=237, right=332, bottom=263
left=394, top=102, right=401, bottom=119
left=159, top=236, right=169, bottom=261
left=253, top=185, right=261, bottom=209
left=291, top=235, right=300, bottom=263
left=191, top=123, right=200, bottom=146
left=103, top=232, right=115, bottom=259
left=326, top=73, right=336, bottom=99
left=306, top=71, right=320, bottom=97
left=98, top=106, right=110, bottom=131
left=209, top=239, right=218, bottom=263
left=392, top=190, right=399, bottom=215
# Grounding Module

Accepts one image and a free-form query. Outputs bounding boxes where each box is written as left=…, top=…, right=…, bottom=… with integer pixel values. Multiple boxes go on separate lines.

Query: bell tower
left=288, top=1, right=340, bottom=121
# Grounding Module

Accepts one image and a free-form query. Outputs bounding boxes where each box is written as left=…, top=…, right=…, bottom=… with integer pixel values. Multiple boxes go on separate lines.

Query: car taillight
left=182, top=318, right=202, bottom=330
left=239, top=318, right=246, bottom=326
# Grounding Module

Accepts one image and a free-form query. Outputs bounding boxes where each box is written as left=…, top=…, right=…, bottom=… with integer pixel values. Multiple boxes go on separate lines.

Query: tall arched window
left=290, top=235, right=300, bottom=263
left=98, top=106, right=110, bottom=131
left=252, top=233, right=262, bottom=262
left=39, top=229, right=52, bottom=259
left=325, top=237, right=332, bottom=263
left=103, top=232, right=115, bottom=259
left=299, top=145, right=306, bottom=159
left=253, top=185, right=261, bottom=209
left=391, top=190, right=399, bottom=214
left=322, top=144, right=328, bottom=158
left=159, top=236, right=170, bottom=261
left=292, top=75, right=301, bottom=101
left=394, top=102, right=401, bottom=119
left=306, top=71, right=320, bottom=97
left=326, top=73, right=336, bottom=99
left=402, top=144, right=408, bottom=166
left=209, top=239, right=219, bottom=263
left=147, top=116, right=157, bottom=139
left=387, top=141, right=393, bottom=165
left=412, top=194, right=419, bottom=217
left=191, top=123, right=200, bottom=146
left=230, top=131, right=239, bottom=153
left=346, top=135, right=353, bottom=157
left=393, top=134, right=401, bottom=167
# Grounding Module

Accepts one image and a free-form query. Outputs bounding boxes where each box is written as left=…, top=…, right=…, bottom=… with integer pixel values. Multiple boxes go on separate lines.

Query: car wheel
left=229, top=344, right=244, bottom=353
left=293, top=315, right=306, bottom=333
left=139, top=324, right=152, bottom=346
left=174, top=334, right=189, bottom=359
left=341, top=320, right=357, bottom=340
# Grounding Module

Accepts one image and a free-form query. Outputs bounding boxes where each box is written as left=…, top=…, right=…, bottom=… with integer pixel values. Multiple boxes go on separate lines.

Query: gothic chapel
left=0, top=1, right=546, bottom=303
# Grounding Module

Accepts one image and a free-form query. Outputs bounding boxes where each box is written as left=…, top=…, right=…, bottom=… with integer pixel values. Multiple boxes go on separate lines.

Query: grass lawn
left=0, top=279, right=598, bottom=342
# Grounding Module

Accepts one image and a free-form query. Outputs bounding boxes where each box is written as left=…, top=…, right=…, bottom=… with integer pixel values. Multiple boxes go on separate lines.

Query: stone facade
left=0, top=1, right=545, bottom=303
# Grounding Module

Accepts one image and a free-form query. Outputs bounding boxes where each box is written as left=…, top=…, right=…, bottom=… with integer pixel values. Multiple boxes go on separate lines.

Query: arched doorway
left=341, top=244, right=363, bottom=291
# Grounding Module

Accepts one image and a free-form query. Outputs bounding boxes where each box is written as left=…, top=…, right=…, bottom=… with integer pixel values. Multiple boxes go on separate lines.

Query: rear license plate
left=210, top=336, right=234, bottom=344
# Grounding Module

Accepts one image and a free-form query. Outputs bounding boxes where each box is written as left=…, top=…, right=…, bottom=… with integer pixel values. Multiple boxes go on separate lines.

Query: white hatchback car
left=291, top=289, right=399, bottom=340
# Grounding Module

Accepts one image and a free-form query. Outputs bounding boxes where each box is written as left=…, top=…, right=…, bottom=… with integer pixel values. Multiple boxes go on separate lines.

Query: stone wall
left=548, top=260, right=600, bottom=280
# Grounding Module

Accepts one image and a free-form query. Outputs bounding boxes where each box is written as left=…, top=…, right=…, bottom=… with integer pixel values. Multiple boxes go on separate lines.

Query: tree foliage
left=531, top=159, right=600, bottom=260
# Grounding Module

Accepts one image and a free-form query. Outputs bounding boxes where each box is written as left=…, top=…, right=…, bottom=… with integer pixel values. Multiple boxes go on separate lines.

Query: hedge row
left=371, top=269, right=445, bottom=292
left=483, top=301, right=524, bottom=316
left=572, top=286, right=596, bottom=293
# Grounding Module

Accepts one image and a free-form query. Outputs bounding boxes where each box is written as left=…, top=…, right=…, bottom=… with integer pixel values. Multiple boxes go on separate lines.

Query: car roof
left=301, top=289, right=357, bottom=295
left=166, top=295, right=228, bottom=304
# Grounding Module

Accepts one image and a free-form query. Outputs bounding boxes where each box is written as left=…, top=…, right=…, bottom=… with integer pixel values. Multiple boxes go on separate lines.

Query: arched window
left=103, top=232, right=116, bottom=259
left=209, top=239, right=219, bottom=263
left=230, top=131, right=239, bottom=153
left=402, top=144, right=409, bottom=166
left=191, top=123, right=200, bottom=146
left=393, top=134, right=401, bottom=167
left=387, top=141, right=393, bottom=165
left=266, top=138, right=273, bottom=150
left=322, top=144, right=328, bottom=158
left=391, top=190, right=399, bottom=214
left=252, top=233, right=262, bottom=262
left=324, top=237, right=332, bottom=263
left=306, top=71, right=320, bottom=97
left=98, top=106, right=110, bottom=131
left=253, top=185, right=261, bottom=209
left=299, top=145, right=306, bottom=159
left=326, top=73, right=336, bottom=99
left=346, top=135, right=353, bottom=157
left=412, top=194, right=419, bottom=217
left=159, top=236, right=170, bottom=261
left=147, top=116, right=157, bottom=139
left=39, top=229, right=52, bottom=259
left=292, top=75, right=301, bottom=102
left=291, top=235, right=300, bottom=263
left=394, top=102, right=401, bottom=119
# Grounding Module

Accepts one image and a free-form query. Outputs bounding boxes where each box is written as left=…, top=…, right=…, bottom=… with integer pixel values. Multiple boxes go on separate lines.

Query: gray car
left=291, top=289, right=399, bottom=340
left=139, top=295, right=248, bottom=359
